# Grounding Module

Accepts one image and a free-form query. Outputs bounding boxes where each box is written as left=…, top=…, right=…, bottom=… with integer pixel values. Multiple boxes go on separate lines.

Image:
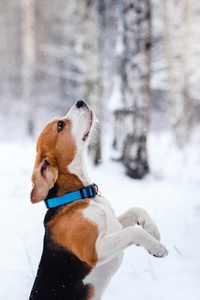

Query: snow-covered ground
left=0, top=130, right=200, bottom=300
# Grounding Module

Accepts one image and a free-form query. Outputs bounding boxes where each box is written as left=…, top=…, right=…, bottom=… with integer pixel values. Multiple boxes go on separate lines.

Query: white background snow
left=0, top=126, right=200, bottom=300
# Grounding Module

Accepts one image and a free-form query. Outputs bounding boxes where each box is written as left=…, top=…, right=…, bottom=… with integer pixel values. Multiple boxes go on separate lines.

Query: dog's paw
left=147, top=241, right=168, bottom=258
left=142, top=221, right=161, bottom=241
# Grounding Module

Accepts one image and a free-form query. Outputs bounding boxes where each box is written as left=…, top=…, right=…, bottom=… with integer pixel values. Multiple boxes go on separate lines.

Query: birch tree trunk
left=162, top=0, right=192, bottom=147
left=122, top=0, right=151, bottom=178
left=21, top=0, right=36, bottom=136
left=80, top=0, right=102, bottom=165
left=179, top=0, right=192, bottom=145
left=0, top=0, right=9, bottom=111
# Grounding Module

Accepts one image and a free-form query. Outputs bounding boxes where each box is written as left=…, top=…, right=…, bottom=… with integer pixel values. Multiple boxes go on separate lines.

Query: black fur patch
left=29, top=210, right=93, bottom=300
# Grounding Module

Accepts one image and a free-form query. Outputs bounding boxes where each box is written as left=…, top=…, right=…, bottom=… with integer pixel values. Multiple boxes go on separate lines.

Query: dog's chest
left=83, top=196, right=123, bottom=299
left=83, top=196, right=123, bottom=234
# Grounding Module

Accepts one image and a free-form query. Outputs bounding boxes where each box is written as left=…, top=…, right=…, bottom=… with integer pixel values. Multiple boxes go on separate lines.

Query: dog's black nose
left=76, top=100, right=86, bottom=108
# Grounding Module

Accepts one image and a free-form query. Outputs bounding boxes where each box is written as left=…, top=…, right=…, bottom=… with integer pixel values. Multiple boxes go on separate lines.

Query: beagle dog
left=29, top=100, right=168, bottom=300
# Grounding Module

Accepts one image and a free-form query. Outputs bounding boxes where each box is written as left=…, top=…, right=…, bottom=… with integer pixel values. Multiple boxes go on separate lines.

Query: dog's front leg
left=118, top=207, right=161, bottom=241
left=96, top=226, right=168, bottom=266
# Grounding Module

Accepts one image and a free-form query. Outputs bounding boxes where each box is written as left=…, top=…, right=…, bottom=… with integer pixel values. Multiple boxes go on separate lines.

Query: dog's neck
left=46, top=150, right=92, bottom=200
left=67, top=149, right=92, bottom=187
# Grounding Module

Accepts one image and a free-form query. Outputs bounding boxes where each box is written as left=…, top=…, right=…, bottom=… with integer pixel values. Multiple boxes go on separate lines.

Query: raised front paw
left=142, top=220, right=161, bottom=241
left=147, top=241, right=168, bottom=258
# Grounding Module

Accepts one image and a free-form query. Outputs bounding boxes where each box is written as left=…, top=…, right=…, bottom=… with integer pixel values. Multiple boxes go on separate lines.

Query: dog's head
left=30, top=101, right=95, bottom=203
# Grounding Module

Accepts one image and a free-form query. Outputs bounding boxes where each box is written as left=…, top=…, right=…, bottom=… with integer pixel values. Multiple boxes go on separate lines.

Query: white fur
left=66, top=102, right=95, bottom=151
left=66, top=102, right=95, bottom=186
left=81, top=196, right=168, bottom=299
left=68, top=150, right=92, bottom=187
left=82, top=197, right=123, bottom=299
left=64, top=102, right=168, bottom=299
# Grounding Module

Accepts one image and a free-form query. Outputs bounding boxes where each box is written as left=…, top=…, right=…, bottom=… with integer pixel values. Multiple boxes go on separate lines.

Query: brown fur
left=48, top=199, right=98, bottom=267
left=31, top=118, right=80, bottom=203
left=87, top=285, right=95, bottom=300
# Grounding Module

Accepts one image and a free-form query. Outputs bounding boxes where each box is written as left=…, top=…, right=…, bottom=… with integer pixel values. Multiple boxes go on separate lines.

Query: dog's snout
left=76, top=100, right=86, bottom=109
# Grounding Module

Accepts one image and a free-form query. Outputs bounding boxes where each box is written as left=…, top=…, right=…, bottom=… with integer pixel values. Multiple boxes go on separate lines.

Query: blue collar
left=44, top=184, right=98, bottom=209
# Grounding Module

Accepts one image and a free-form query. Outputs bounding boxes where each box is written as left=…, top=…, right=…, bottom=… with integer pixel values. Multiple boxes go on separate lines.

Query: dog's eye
left=57, top=121, right=65, bottom=132
left=41, top=159, right=50, bottom=173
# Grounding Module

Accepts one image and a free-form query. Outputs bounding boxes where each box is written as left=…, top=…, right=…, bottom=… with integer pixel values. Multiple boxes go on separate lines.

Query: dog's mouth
left=83, top=110, right=94, bottom=141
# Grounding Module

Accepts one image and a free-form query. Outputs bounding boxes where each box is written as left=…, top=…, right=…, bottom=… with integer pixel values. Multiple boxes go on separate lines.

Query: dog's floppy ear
left=30, top=153, right=58, bottom=204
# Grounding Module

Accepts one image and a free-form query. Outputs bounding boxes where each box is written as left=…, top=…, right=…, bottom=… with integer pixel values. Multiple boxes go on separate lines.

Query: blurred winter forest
left=0, top=0, right=200, bottom=178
